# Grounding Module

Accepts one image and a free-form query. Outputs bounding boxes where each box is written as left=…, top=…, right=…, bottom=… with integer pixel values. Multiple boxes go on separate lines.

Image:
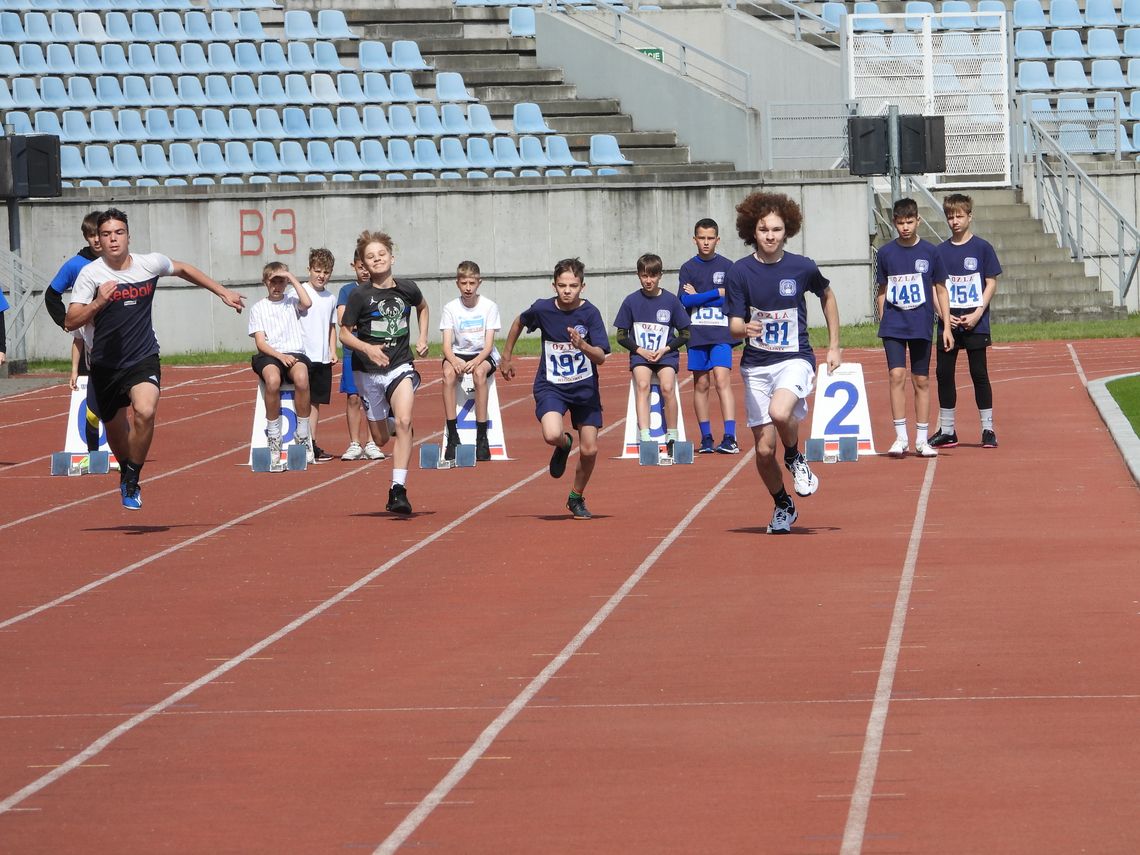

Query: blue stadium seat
left=202, top=107, right=233, bottom=139
left=237, top=11, right=266, bottom=41
left=11, top=78, right=42, bottom=111
left=360, top=139, right=391, bottom=171
left=441, top=103, right=472, bottom=135
left=126, top=43, right=157, bottom=74
left=336, top=106, right=365, bottom=136
left=287, top=41, right=317, bottom=72
left=284, top=10, right=319, bottom=40
left=1012, top=0, right=1047, bottom=28
left=362, top=105, right=393, bottom=136
left=159, top=11, right=187, bottom=41
left=234, top=42, right=264, bottom=73
left=229, top=74, right=260, bottom=106
left=1058, top=123, right=1094, bottom=152
left=1126, top=0, right=1140, bottom=26
left=589, top=133, right=632, bottom=165
left=252, top=139, right=283, bottom=171
left=310, top=73, right=340, bottom=105
left=112, top=143, right=144, bottom=178
left=176, top=75, right=209, bottom=107
left=1050, top=29, right=1086, bottom=59
left=438, top=136, right=469, bottom=169
left=338, top=73, right=367, bottom=102
left=100, top=12, right=131, bottom=43
left=39, top=76, right=70, bottom=109
left=196, top=141, right=227, bottom=175
left=220, top=176, right=245, bottom=184
left=331, top=173, right=354, bottom=182
left=313, top=41, right=345, bottom=71
left=279, top=140, right=312, bottom=172
left=4, top=111, right=31, bottom=135
left=1049, top=0, right=1083, bottom=27
left=117, top=107, right=146, bottom=139
left=851, top=2, right=888, bottom=32
left=333, top=139, right=364, bottom=170
left=89, top=113, right=123, bottom=143
left=820, top=2, right=846, bottom=30
left=192, top=177, right=216, bottom=186
left=74, top=43, right=102, bottom=74
left=359, top=41, right=394, bottom=71
left=307, top=140, right=338, bottom=172
left=132, top=12, right=161, bottom=42
left=513, top=102, right=553, bottom=134
left=248, top=175, right=272, bottom=184
left=413, top=138, right=444, bottom=169
left=155, top=43, right=183, bottom=74
left=202, top=43, right=236, bottom=73
left=492, top=136, right=524, bottom=168
left=545, top=135, right=586, bottom=166
left=61, top=110, right=93, bottom=143
left=0, top=81, right=13, bottom=113
left=163, top=178, right=188, bottom=186
left=60, top=145, right=88, bottom=179
left=1093, top=91, right=1125, bottom=120
left=414, top=104, right=444, bottom=135
left=144, top=108, right=176, bottom=140
left=282, top=106, right=315, bottom=138
left=309, top=106, right=338, bottom=137
left=362, top=72, right=394, bottom=103
left=66, top=76, right=99, bottom=109
left=254, top=108, right=285, bottom=139
left=181, top=43, right=211, bottom=74
left=390, top=72, right=425, bottom=102
left=1128, top=57, right=1140, bottom=86
left=172, top=107, right=204, bottom=139
left=1125, top=28, right=1140, bottom=57
left=976, top=0, right=1005, bottom=28
left=391, top=40, right=429, bottom=70
left=1057, top=95, right=1092, bottom=121
left=1014, top=30, right=1048, bottom=60
left=518, top=135, right=551, bottom=166
left=435, top=72, right=475, bottom=102
left=465, top=137, right=497, bottom=170
left=467, top=104, right=498, bottom=134
left=0, top=13, right=27, bottom=44
left=260, top=41, right=290, bottom=73
left=1085, top=0, right=1120, bottom=27
left=939, top=0, right=973, bottom=29
left=33, top=110, right=63, bottom=137
left=509, top=7, right=535, bottom=37
left=1054, top=59, right=1091, bottom=89
left=186, top=11, right=214, bottom=41
left=387, top=139, right=417, bottom=170
left=18, top=43, right=48, bottom=75
left=148, top=76, right=180, bottom=105
left=51, top=12, right=81, bottom=43
left=1091, top=59, right=1127, bottom=88
left=317, top=9, right=356, bottom=40
left=227, top=107, right=256, bottom=138
left=84, top=144, right=117, bottom=178
left=258, top=75, right=288, bottom=105
left=387, top=104, right=419, bottom=136
left=1087, top=29, right=1122, bottom=59
left=304, top=174, right=326, bottom=182
left=1016, top=60, right=1052, bottom=90
left=0, top=45, right=18, bottom=77
left=543, top=169, right=566, bottom=177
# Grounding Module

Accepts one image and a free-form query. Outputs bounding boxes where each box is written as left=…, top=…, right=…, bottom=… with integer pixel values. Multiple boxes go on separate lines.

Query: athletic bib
left=544, top=340, right=593, bottom=385
left=947, top=273, right=984, bottom=309
left=633, top=321, right=668, bottom=351
left=690, top=305, right=727, bottom=327
left=886, top=273, right=926, bottom=310
left=747, top=307, right=798, bottom=353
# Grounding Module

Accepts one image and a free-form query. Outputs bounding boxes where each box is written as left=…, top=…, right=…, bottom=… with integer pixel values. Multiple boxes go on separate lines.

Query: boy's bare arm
left=171, top=261, right=245, bottom=312
left=287, top=272, right=312, bottom=311
left=568, top=326, right=606, bottom=365
left=499, top=316, right=524, bottom=380
left=820, top=287, right=842, bottom=371
left=415, top=299, right=430, bottom=357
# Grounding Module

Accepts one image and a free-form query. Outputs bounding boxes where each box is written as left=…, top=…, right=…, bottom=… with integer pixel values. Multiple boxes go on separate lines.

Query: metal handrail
left=1025, top=115, right=1140, bottom=302
left=0, top=246, right=53, bottom=367
left=547, top=0, right=752, bottom=105
left=727, top=0, right=840, bottom=48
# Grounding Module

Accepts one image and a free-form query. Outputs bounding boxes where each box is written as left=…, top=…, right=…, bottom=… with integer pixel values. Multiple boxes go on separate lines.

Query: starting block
left=419, top=443, right=476, bottom=470
left=638, top=440, right=693, bottom=466
left=50, top=450, right=111, bottom=476
left=250, top=444, right=308, bottom=473
left=805, top=436, right=860, bottom=464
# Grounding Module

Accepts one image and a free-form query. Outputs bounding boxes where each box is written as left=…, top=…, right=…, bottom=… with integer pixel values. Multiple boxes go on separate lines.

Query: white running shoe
left=785, top=453, right=819, bottom=497
left=915, top=441, right=938, bottom=458
left=767, top=503, right=798, bottom=534
left=363, top=441, right=386, bottom=460
left=341, top=441, right=363, bottom=461
left=298, top=435, right=315, bottom=464
left=267, top=435, right=286, bottom=472
left=888, top=438, right=909, bottom=458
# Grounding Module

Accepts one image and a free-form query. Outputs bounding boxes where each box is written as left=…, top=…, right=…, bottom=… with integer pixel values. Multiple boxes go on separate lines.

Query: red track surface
left=1, top=340, right=1138, bottom=854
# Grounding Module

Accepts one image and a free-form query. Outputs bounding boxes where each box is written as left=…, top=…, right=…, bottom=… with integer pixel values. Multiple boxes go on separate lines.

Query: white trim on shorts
left=741, top=359, right=815, bottom=427
left=354, top=363, right=416, bottom=421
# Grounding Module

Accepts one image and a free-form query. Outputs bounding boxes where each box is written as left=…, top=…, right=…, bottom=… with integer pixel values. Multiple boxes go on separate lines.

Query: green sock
left=569, top=490, right=582, bottom=500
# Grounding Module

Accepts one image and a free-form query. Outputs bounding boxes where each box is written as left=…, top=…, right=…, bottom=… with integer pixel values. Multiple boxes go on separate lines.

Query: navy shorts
left=89, top=353, right=161, bottom=422
left=535, top=392, right=603, bottom=429
left=687, top=342, right=734, bottom=372
left=882, top=336, right=932, bottom=375
left=339, top=355, right=358, bottom=395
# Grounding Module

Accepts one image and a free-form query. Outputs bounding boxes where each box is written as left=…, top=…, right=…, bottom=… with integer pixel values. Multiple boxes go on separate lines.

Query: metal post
left=887, top=104, right=901, bottom=203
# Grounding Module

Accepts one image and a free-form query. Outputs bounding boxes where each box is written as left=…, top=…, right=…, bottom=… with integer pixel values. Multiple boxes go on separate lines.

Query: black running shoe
left=444, top=435, right=459, bottom=461
left=929, top=430, right=958, bottom=448
left=549, top=432, right=572, bottom=478
left=476, top=433, right=491, bottom=462
left=312, top=443, right=334, bottom=463
left=566, top=494, right=592, bottom=519
left=386, top=483, right=412, bottom=515
left=981, top=429, right=998, bottom=448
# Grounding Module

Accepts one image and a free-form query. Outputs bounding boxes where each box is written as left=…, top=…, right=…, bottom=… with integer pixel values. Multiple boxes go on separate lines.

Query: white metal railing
left=726, top=0, right=840, bottom=49
left=0, top=245, right=53, bottom=367
left=547, top=0, right=752, bottom=106
left=765, top=101, right=853, bottom=170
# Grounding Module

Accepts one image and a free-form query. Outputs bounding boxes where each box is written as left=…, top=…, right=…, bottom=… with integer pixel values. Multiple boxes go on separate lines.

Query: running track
left=0, top=340, right=1137, bottom=854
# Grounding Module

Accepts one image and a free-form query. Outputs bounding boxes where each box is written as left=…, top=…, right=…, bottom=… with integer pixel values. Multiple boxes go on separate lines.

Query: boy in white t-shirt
left=293, top=248, right=339, bottom=462
left=248, top=262, right=314, bottom=470
left=440, top=260, right=501, bottom=461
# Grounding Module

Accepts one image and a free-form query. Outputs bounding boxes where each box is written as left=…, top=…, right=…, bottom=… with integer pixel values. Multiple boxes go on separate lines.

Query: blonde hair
left=262, top=261, right=288, bottom=281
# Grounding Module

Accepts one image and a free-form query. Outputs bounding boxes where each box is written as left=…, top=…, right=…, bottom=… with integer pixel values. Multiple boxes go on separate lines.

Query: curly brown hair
left=735, top=192, right=802, bottom=246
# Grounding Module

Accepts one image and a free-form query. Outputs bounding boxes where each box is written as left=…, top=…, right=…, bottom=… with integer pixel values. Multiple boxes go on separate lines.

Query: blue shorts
left=687, top=342, right=733, bottom=372
left=883, top=336, right=933, bottom=375
left=339, top=358, right=358, bottom=395
left=535, top=393, right=603, bottom=429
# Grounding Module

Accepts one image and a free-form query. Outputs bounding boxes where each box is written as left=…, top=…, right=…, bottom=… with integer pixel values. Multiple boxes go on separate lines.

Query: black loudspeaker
left=898, top=114, right=947, bottom=174
left=847, top=116, right=888, bottom=176
left=0, top=134, right=63, bottom=199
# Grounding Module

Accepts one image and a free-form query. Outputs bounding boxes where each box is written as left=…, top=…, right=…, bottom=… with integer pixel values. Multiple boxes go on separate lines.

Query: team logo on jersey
left=656, top=309, right=671, bottom=323
left=779, top=279, right=797, bottom=296
left=712, top=272, right=725, bottom=285
left=964, top=257, right=978, bottom=271
left=915, top=259, right=930, bottom=273
left=572, top=324, right=589, bottom=339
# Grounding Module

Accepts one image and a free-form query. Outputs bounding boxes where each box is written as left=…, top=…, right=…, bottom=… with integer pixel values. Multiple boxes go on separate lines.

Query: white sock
left=295, top=416, right=310, bottom=440
left=392, top=468, right=407, bottom=486
left=916, top=422, right=929, bottom=445
left=266, top=417, right=282, bottom=439
left=939, top=408, right=956, bottom=434
left=894, top=419, right=908, bottom=442
left=980, top=408, right=994, bottom=431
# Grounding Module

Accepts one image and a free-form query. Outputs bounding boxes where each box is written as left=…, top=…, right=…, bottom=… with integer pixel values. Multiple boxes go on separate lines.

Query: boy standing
left=248, top=263, right=315, bottom=470
left=337, top=252, right=384, bottom=461
left=440, top=260, right=501, bottom=462
left=875, top=198, right=954, bottom=458
left=678, top=218, right=739, bottom=454
left=614, top=253, right=690, bottom=452
left=295, top=248, right=339, bottom=462
left=932, top=193, right=1002, bottom=448
left=500, top=258, right=609, bottom=520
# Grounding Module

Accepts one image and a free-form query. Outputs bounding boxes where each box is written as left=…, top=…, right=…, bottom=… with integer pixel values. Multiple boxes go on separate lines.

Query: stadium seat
left=1085, top=0, right=1120, bottom=27
left=208, top=43, right=239, bottom=73
left=224, top=106, right=254, bottom=139
left=74, top=43, right=102, bottom=74
left=589, top=133, right=632, bottom=165
left=186, top=11, right=215, bottom=41
left=3, top=111, right=31, bottom=136
left=939, top=1, right=973, bottom=30
left=121, top=77, right=155, bottom=109
left=283, top=74, right=316, bottom=105
left=260, top=42, right=290, bottom=74
left=235, top=42, right=264, bottom=73
left=386, top=104, right=418, bottom=136
left=132, top=12, right=162, bottom=43
left=1058, top=122, right=1094, bottom=152
left=173, top=107, right=204, bottom=139
left=18, top=44, right=48, bottom=75
left=1050, top=29, right=1086, bottom=59
left=545, top=135, right=586, bottom=166
left=360, top=139, right=391, bottom=171
left=279, top=140, right=311, bottom=172
left=1054, top=59, right=1091, bottom=89
left=1092, top=92, right=1125, bottom=120
left=247, top=175, right=272, bottom=184
left=390, top=72, right=425, bottom=102
left=413, top=138, right=444, bottom=170
left=903, top=1, right=935, bottom=31
left=10, top=79, right=41, bottom=111
left=194, top=141, right=225, bottom=174
left=254, top=108, right=285, bottom=139
left=169, top=142, right=201, bottom=175
left=0, top=45, right=18, bottom=78
left=125, top=43, right=156, bottom=75
left=163, top=178, right=188, bottom=186
left=284, top=10, right=319, bottom=40
left=237, top=11, right=266, bottom=41
left=391, top=40, right=429, bottom=70
left=441, top=103, right=472, bottom=135
left=252, top=139, right=283, bottom=172
left=976, top=0, right=1005, bottom=28
left=74, top=12, right=108, bottom=43
left=1014, top=30, right=1049, bottom=60
left=1056, top=95, right=1092, bottom=121
left=359, top=41, right=394, bottom=72
left=467, top=104, right=499, bottom=134
left=333, top=139, right=365, bottom=171
left=317, top=9, right=356, bottom=40
left=60, top=145, right=88, bottom=179
left=61, top=110, right=93, bottom=143
left=205, top=75, right=237, bottom=106
left=159, top=11, right=188, bottom=41
left=1088, top=29, right=1123, bottom=60
left=439, top=136, right=469, bottom=169
left=1012, top=0, right=1047, bottom=28
left=1017, top=60, right=1052, bottom=90
left=282, top=106, right=315, bottom=138
left=518, top=135, right=551, bottom=166
left=1128, top=57, right=1140, bottom=86
left=225, top=75, right=257, bottom=106
left=851, top=2, right=888, bottom=32
left=154, top=43, right=183, bottom=75
left=0, top=13, right=26, bottom=44
left=310, top=73, right=341, bottom=105
left=435, top=72, right=476, bottom=102
left=84, top=144, right=117, bottom=179
left=820, top=1, right=847, bottom=30
left=1049, top=0, right=1083, bottom=27
left=386, top=139, right=416, bottom=171
left=202, top=107, right=233, bottom=140
left=67, top=77, right=99, bottom=109
left=513, top=102, right=554, bottom=134
left=118, top=108, right=146, bottom=139
left=176, top=76, right=209, bottom=107
left=313, top=41, right=345, bottom=72
left=192, top=177, right=216, bottom=186
left=509, top=7, right=536, bottom=37
left=351, top=105, right=386, bottom=137
left=37, top=76, right=68, bottom=109
left=145, top=108, right=176, bottom=140
left=1091, top=59, right=1127, bottom=88
left=307, top=140, right=338, bottom=172
left=1126, top=0, right=1140, bottom=26
left=304, top=106, right=335, bottom=138
left=338, top=73, right=368, bottom=103
left=414, top=104, right=444, bottom=135
left=112, top=143, right=145, bottom=178
left=287, top=41, right=318, bottom=73
left=33, top=111, right=62, bottom=137
left=335, top=106, right=365, bottom=137
left=543, top=169, right=566, bottom=177
left=492, top=136, right=524, bottom=168
left=465, top=137, right=497, bottom=170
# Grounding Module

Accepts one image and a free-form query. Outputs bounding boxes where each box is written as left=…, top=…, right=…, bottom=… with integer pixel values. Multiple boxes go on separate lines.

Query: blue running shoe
left=120, top=482, right=142, bottom=510
left=715, top=435, right=740, bottom=454
left=698, top=434, right=715, bottom=454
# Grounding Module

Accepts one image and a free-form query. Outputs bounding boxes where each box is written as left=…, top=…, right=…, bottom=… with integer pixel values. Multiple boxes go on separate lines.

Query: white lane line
left=840, top=458, right=938, bottom=855
left=374, top=451, right=755, bottom=855
left=1067, top=343, right=1089, bottom=388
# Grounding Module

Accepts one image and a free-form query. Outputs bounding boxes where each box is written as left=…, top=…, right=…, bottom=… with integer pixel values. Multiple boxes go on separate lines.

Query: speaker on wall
left=0, top=134, right=63, bottom=199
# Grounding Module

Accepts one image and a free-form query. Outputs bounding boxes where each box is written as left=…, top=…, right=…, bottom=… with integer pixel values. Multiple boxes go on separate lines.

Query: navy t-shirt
left=937, top=235, right=1002, bottom=336
left=520, top=297, right=610, bottom=405
left=613, top=289, right=690, bottom=370
left=875, top=238, right=947, bottom=340
left=724, top=252, right=829, bottom=370
left=71, top=252, right=172, bottom=369
left=340, top=278, right=424, bottom=373
left=677, top=254, right=735, bottom=348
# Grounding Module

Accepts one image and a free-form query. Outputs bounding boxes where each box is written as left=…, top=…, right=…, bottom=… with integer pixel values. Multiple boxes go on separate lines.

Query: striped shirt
left=248, top=294, right=305, bottom=354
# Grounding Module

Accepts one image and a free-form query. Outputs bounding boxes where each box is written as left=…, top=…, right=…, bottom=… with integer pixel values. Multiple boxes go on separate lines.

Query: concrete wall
left=6, top=176, right=875, bottom=361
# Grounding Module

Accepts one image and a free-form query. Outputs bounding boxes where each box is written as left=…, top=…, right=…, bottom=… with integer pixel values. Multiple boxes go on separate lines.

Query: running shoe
left=476, top=433, right=491, bottom=462
left=549, top=432, right=572, bottom=479
left=767, top=503, right=797, bottom=534
left=298, top=435, right=315, bottom=464
left=444, top=436, right=458, bottom=462
left=785, top=453, right=819, bottom=497
left=888, top=438, right=909, bottom=458
left=698, top=434, right=715, bottom=454
left=386, top=483, right=412, bottom=515
left=312, top=443, right=334, bottom=463
left=915, top=441, right=938, bottom=458
left=715, top=435, right=740, bottom=454
left=120, top=482, right=142, bottom=511
left=268, top=435, right=286, bottom=472
left=928, top=430, right=958, bottom=448
left=363, top=441, right=385, bottom=460
left=566, top=494, right=593, bottom=519
left=981, top=429, right=999, bottom=448
left=341, top=441, right=364, bottom=461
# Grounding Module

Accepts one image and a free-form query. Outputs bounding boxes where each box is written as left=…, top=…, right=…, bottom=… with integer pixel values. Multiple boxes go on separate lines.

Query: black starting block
left=419, top=443, right=476, bottom=469
left=251, top=445, right=308, bottom=472
left=805, top=437, right=860, bottom=463
left=638, top=440, right=693, bottom=466
left=50, top=450, right=111, bottom=476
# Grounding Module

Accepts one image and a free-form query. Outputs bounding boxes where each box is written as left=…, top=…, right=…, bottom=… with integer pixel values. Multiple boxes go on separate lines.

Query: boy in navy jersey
left=678, top=218, right=739, bottom=454
left=725, top=192, right=841, bottom=534
left=64, top=208, right=245, bottom=509
left=932, top=193, right=1002, bottom=448
left=615, top=253, right=690, bottom=453
left=875, top=198, right=954, bottom=458
left=500, top=258, right=610, bottom=520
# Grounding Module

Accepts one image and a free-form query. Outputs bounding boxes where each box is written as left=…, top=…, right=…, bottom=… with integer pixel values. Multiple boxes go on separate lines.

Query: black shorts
left=308, top=362, right=332, bottom=405
left=947, top=330, right=992, bottom=352
left=89, top=353, right=161, bottom=422
left=251, top=352, right=312, bottom=384
left=450, top=353, right=498, bottom=374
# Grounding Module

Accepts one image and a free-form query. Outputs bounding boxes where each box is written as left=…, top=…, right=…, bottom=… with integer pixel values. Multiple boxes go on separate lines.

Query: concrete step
left=993, top=304, right=1128, bottom=323
left=478, top=84, right=579, bottom=102
left=1000, top=260, right=1101, bottom=279
left=428, top=53, right=537, bottom=71
left=542, top=114, right=635, bottom=134
left=999, top=276, right=1105, bottom=293
left=483, top=98, right=623, bottom=117
left=994, top=246, right=1081, bottom=266
left=562, top=130, right=679, bottom=149
left=412, top=67, right=565, bottom=86
left=629, top=162, right=738, bottom=175
left=355, top=21, right=466, bottom=40
left=605, top=145, right=691, bottom=165
left=993, top=290, right=1118, bottom=309
left=414, top=36, right=533, bottom=55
